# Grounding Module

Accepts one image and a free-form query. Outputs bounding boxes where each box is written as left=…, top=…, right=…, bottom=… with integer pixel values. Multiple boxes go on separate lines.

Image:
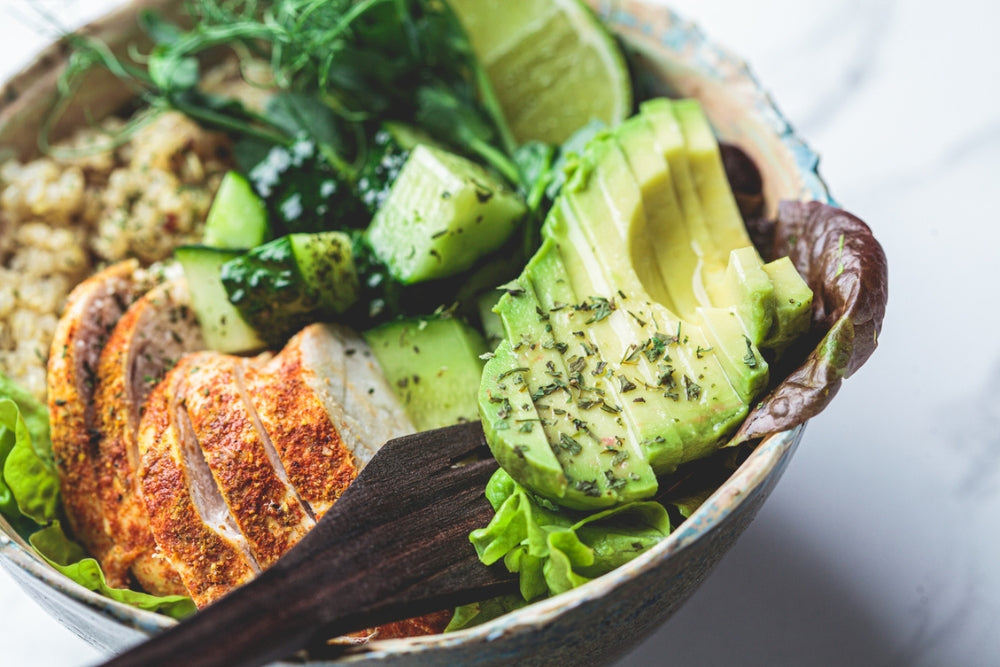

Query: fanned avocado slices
left=479, top=99, right=813, bottom=509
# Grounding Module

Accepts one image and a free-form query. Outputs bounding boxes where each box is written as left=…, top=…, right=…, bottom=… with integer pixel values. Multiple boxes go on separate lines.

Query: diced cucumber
left=174, top=245, right=266, bottom=354
left=202, top=171, right=270, bottom=249
left=356, top=122, right=440, bottom=214
left=363, top=317, right=488, bottom=431
left=365, top=144, right=527, bottom=285
left=221, top=231, right=359, bottom=345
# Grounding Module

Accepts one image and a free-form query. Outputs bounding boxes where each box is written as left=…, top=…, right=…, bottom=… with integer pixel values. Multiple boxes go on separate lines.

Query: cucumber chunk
left=364, top=317, right=488, bottom=431
left=202, top=171, right=270, bottom=249
left=221, top=231, right=359, bottom=345
left=174, top=245, right=266, bottom=354
left=365, top=144, right=526, bottom=285
left=356, top=122, right=440, bottom=214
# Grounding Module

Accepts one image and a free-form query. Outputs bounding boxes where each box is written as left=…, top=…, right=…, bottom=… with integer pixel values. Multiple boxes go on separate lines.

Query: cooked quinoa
left=0, top=111, right=233, bottom=401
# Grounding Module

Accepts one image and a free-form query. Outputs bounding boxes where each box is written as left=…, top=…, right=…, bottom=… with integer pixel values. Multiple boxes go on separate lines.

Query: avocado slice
left=480, top=98, right=813, bottom=509
left=761, top=256, right=814, bottom=350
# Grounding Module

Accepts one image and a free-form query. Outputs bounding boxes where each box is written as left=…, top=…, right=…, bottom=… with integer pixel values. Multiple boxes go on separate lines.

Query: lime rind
left=450, top=0, right=633, bottom=145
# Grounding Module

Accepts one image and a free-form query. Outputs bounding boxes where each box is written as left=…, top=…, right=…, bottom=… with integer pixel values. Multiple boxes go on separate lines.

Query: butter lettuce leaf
left=0, top=379, right=195, bottom=618
left=0, top=396, right=59, bottom=527
left=30, top=524, right=196, bottom=620
left=445, top=594, right=529, bottom=632
left=470, top=468, right=671, bottom=601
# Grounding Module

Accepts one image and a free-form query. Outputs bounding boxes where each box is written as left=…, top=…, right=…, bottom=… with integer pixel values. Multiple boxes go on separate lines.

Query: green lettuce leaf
left=30, top=524, right=196, bottom=620
left=0, top=395, right=59, bottom=528
left=470, top=468, right=671, bottom=601
left=446, top=594, right=529, bottom=632
left=0, top=377, right=196, bottom=618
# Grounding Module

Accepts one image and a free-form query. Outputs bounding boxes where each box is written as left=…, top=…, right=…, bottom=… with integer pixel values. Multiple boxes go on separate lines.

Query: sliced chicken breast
left=181, top=352, right=315, bottom=569
left=243, top=323, right=409, bottom=519
left=93, top=278, right=202, bottom=596
left=47, top=260, right=146, bottom=585
left=287, top=324, right=414, bottom=468
left=137, top=355, right=260, bottom=607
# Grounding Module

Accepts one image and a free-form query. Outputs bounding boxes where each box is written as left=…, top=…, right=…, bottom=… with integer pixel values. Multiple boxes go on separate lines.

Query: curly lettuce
left=0, top=379, right=195, bottom=619
left=470, top=468, right=671, bottom=601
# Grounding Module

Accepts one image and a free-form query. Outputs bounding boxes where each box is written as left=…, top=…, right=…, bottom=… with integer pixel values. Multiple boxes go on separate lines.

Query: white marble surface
left=1, top=0, right=998, bottom=665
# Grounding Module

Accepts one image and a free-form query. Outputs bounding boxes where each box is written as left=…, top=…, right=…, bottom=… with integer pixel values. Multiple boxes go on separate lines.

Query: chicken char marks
left=137, top=323, right=414, bottom=607
left=93, top=278, right=203, bottom=595
left=48, top=260, right=148, bottom=585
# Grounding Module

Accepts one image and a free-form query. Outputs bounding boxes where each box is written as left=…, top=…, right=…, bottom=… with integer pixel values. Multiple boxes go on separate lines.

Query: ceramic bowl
left=0, top=1, right=831, bottom=664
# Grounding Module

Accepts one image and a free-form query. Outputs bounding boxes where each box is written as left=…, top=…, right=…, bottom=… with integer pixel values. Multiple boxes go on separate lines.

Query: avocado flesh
left=479, top=247, right=658, bottom=509
left=642, top=99, right=813, bottom=344
left=762, top=256, right=815, bottom=349
left=671, top=99, right=754, bottom=260
left=715, top=246, right=776, bottom=346
left=480, top=99, right=813, bottom=509
left=638, top=99, right=723, bottom=305
left=615, top=116, right=699, bottom=315
left=557, top=158, right=747, bottom=470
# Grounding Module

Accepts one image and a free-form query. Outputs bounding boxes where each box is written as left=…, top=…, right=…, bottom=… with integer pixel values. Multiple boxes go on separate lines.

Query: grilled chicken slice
left=244, top=324, right=414, bottom=518
left=137, top=355, right=260, bottom=607
left=47, top=260, right=147, bottom=585
left=288, top=323, right=413, bottom=467
left=93, top=279, right=202, bottom=596
left=182, top=352, right=315, bottom=568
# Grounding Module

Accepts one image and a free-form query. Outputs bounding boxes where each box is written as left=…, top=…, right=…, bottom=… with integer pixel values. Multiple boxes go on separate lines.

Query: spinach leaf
left=60, top=0, right=519, bottom=187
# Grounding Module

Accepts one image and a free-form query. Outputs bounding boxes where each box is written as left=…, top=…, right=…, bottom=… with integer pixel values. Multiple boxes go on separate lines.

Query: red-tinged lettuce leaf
left=720, top=143, right=765, bottom=220
left=734, top=200, right=889, bottom=442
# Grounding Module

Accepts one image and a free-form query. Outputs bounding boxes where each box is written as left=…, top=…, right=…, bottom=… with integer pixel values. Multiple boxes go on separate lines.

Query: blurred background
left=0, top=0, right=998, bottom=665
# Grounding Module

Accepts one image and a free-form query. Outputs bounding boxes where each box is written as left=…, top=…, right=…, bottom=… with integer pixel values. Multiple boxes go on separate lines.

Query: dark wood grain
left=102, top=421, right=516, bottom=667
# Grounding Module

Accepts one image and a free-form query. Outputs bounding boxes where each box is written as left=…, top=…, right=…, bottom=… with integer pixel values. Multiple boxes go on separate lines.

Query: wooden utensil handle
left=101, top=423, right=516, bottom=667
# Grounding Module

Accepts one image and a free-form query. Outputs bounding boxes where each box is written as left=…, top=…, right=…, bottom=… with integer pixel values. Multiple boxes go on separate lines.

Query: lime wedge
left=450, top=0, right=633, bottom=145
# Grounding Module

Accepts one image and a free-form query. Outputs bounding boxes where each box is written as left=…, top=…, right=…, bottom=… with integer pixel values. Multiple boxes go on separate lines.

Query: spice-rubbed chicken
left=47, top=260, right=149, bottom=588
left=177, top=351, right=316, bottom=571
left=48, top=277, right=443, bottom=633
left=136, top=324, right=413, bottom=606
left=93, top=278, right=203, bottom=596
left=242, top=323, right=414, bottom=519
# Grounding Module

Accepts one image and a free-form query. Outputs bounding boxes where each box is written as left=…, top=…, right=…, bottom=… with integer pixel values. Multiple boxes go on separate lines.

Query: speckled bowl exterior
left=0, top=1, right=831, bottom=664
